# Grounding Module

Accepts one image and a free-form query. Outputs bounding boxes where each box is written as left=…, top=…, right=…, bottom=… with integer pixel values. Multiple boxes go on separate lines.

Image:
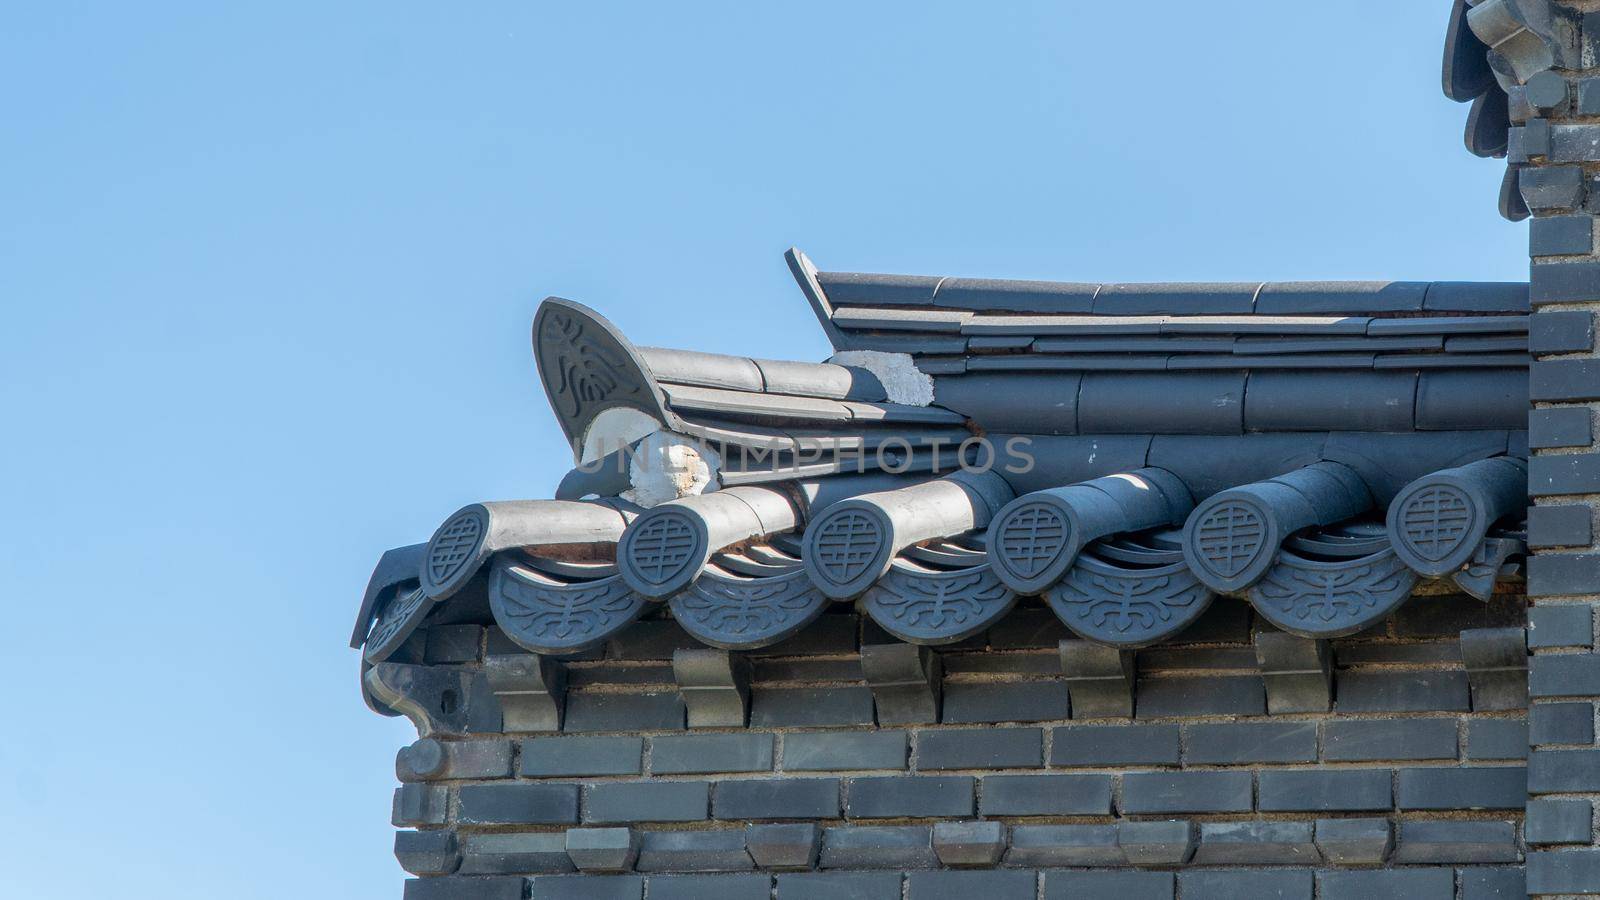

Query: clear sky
left=0, top=3, right=1528, bottom=898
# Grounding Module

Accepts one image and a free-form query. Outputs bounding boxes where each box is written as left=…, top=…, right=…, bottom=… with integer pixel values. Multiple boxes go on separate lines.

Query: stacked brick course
left=1523, top=3, right=1600, bottom=894
left=381, top=591, right=1531, bottom=899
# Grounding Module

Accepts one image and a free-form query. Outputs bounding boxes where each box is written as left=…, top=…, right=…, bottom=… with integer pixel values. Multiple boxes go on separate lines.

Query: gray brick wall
left=1523, top=5, right=1600, bottom=896
left=380, top=598, right=1530, bottom=898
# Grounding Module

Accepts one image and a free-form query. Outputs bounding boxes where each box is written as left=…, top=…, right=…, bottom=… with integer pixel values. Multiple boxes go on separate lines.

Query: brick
left=522, top=736, right=643, bottom=777
left=565, top=828, right=639, bottom=873
left=754, top=658, right=863, bottom=682
left=1004, top=825, right=1123, bottom=867
left=584, top=782, right=709, bottom=824
left=1316, top=869, right=1455, bottom=899
left=458, top=783, right=580, bottom=825
left=1313, top=818, right=1393, bottom=865
left=1042, top=871, right=1172, bottom=900
left=529, top=874, right=643, bottom=900
left=1531, top=654, right=1600, bottom=697
left=1335, top=671, right=1470, bottom=712
left=458, top=832, right=573, bottom=875
left=818, top=825, right=936, bottom=869
left=1323, top=718, right=1458, bottom=761
left=1529, top=605, right=1595, bottom=649
left=1183, top=721, right=1315, bottom=764
left=1050, top=724, right=1180, bottom=766
left=1177, top=871, right=1312, bottom=900
left=1535, top=359, right=1600, bottom=402
left=607, top=620, right=699, bottom=660
left=941, top=651, right=1055, bottom=675
left=917, top=727, right=1041, bottom=770
left=1529, top=506, right=1594, bottom=551
left=1533, top=259, right=1600, bottom=303
left=751, top=613, right=859, bottom=657
left=940, top=682, right=1069, bottom=723
left=932, top=821, right=1006, bottom=867
left=844, top=776, right=974, bottom=818
left=860, top=643, right=939, bottom=725
left=1462, top=627, right=1529, bottom=712
left=1530, top=748, right=1600, bottom=793
left=1530, top=407, right=1593, bottom=449
left=1172, top=599, right=1252, bottom=642
left=1255, top=630, right=1332, bottom=713
left=566, top=664, right=671, bottom=687
left=782, top=731, right=906, bottom=772
left=1530, top=552, right=1600, bottom=595
left=1582, top=76, right=1600, bottom=115
left=749, top=687, right=873, bottom=728
left=647, top=874, right=770, bottom=900
left=987, top=608, right=1068, bottom=649
left=1396, top=766, right=1526, bottom=810
left=1528, top=798, right=1593, bottom=845
left=1391, top=820, right=1519, bottom=863
left=395, top=830, right=461, bottom=877
left=1259, top=769, right=1391, bottom=812
left=1335, top=642, right=1463, bottom=665
left=1117, top=820, right=1196, bottom=866
left=1533, top=452, right=1600, bottom=499
left=1531, top=216, right=1595, bottom=258
left=1525, top=165, right=1586, bottom=209
left=636, top=831, right=753, bottom=873
left=1135, top=676, right=1264, bottom=717
left=1459, top=868, right=1525, bottom=900
left=1060, top=642, right=1134, bottom=718
left=564, top=692, right=684, bottom=732
left=424, top=624, right=483, bottom=663
left=1389, top=595, right=1523, bottom=637
left=404, top=877, right=526, bottom=900
left=393, top=784, right=449, bottom=827
left=1531, top=701, right=1595, bottom=745
left=906, top=870, right=1036, bottom=900
left=746, top=823, right=821, bottom=869
left=1190, top=822, right=1317, bottom=866
left=979, top=774, right=1113, bottom=816
left=673, top=649, right=750, bottom=728
left=1529, top=849, right=1600, bottom=894
left=652, top=733, right=773, bottom=775
left=1467, top=718, right=1529, bottom=760
left=397, top=739, right=512, bottom=781
left=1532, top=310, right=1595, bottom=356
left=776, top=872, right=902, bottom=900
left=1121, top=771, right=1252, bottom=814
left=714, top=778, right=840, bottom=821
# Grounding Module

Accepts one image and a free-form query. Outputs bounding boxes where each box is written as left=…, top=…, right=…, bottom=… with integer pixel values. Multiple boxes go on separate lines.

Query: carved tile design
left=994, top=501, right=1069, bottom=580
left=1191, top=500, right=1266, bottom=579
left=1046, top=555, right=1214, bottom=648
left=862, top=563, right=1016, bottom=644
left=489, top=560, right=647, bottom=654
left=624, top=513, right=701, bottom=587
left=812, top=511, right=885, bottom=585
left=364, top=585, right=432, bottom=664
left=426, top=508, right=486, bottom=589
left=1247, top=550, right=1418, bottom=639
left=670, top=568, right=829, bottom=650
left=1394, top=484, right=1474, bottom=563
left=537, top=308, right=645, bottom=420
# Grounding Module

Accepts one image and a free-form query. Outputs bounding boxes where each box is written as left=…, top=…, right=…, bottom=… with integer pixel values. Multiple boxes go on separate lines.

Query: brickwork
left=378, top=594, right=1530, bottom=898
left=1526, top=4, right=1600, bottom=895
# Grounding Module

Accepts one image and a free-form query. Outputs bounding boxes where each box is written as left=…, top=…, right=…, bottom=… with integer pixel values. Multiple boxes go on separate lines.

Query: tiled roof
left=353, top=252, right=1532, bottom=664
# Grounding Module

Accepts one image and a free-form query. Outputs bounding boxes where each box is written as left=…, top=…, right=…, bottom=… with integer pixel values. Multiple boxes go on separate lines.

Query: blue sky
left=0, top=3, right=1526, bottom=898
